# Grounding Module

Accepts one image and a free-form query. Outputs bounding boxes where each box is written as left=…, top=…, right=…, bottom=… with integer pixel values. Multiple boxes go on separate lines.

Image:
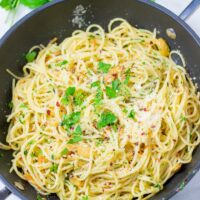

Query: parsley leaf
left=82, top=195, right=89, bottom=200
left=124, top=68, right=131, bottom=85
left=91, top=80, right=100, bottom=88
left=56, top=60, right=68, bottom=67
left=20, top=0, right=51, bottom=9
left=8, top=101, right=13, bottom=109
left=60, top=148, right=68, bottom=156
left=98, top=61, right=111, bottom=73
left=106, top=86, right=117, bottom=98
left=61, top=87, right=76, bottom=105
left=20, top=103, right=28, bottom=108
left=94, top=89, right=103, bottom=105
left=0, top=0, right=19, bottom=10
left=97, top=112, right=117, bottom=129
left=181, top=115, right=186, bottom=122
left=61, top=111, right=81, bottom=129
left=0, top=152, right=4, bottom=159
left=106, top=79, right=121, bottom=98
left=128, top=109, right=135, bottom=119
left=68, top=125, right=82, bottom=144
left=50, top=163, right=58, bottom=173
left=74, top=91, right=86, bottom=106
left=26, top=51, right=37, bottom=62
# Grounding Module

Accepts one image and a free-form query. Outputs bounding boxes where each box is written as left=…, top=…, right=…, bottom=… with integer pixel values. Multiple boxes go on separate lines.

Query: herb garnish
left=128, top=109, right=135, bottom=119
left=61, top=87, right=76, bottom=105
left=26, top=51, right=37, bottom=62
left=106, top=79, right=121, bottom=98
left=97, top=112, right=117, bottom=129
left=68, top=125, right=82, bottom=144
left=98, top=61, right=111, bottom=73
left=60, top=148, right=68, bottom=156
left=61, top=111, right=81, bottom=129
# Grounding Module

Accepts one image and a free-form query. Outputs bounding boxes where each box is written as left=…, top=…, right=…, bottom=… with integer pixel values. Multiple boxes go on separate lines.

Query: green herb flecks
left=20, top=103, right=28, bottom=109
left=60, top=148, right=68, bottom=156
left=128, top=109, right=135, bottom=119
left=81, top=195, right=89, bottom=200
left=124, top=68, right=131, bottom=85
left=91, top=80, right=100, bottom=88
left=97, top=112, right=117, bottom=129
left=61, top=87, right=76, bottom=105
left=28, top=140, right=35, bottom=145
left=8, top=101, right=13, bottom=109
left=74, top=91, right=86, bottom=106
left=154, top=183, right=161, bottom=190
left=0, top=152, right=4, bottom=158
left=26, top=51, right=37, bottom=62
left=68, top=125, right=83, bottom=144
left=56, top=60, right=68, bottom=67
left=181, top=115, right=186, bottom=122
left=91, top=80, right=103, bottom=105
left=61, top=111, right=81, bottom=129
left=98, top=61, right=111, bottom=73
left=95, top=138, right=103, bottom=146
left=50, top=163, right=58, bottom=173
left=0, top=0, right=19, bottom=10
left=20, top=0, right=52, bottom=9
left=106, top=79, right=121, bottom=98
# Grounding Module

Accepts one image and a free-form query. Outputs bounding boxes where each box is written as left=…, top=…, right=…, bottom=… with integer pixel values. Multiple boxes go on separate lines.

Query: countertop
left=0, top=0, right=200, bottom=199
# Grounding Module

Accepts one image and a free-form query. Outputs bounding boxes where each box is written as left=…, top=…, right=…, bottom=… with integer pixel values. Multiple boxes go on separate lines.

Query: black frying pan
left=0, top=0, right=200, bottom=199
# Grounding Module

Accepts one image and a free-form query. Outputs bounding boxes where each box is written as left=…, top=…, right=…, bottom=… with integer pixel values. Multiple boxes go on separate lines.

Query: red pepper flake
left=141, top=132, right=145, bottom=136
left=135, top=142, right=139, bottom=146
left=56, top=101, right=60, bottom=107
left=47, top=110, right=51, bottom=115
left=151, top=125, right=156, bottom=128
left=143, top=108, right=147, bottom=112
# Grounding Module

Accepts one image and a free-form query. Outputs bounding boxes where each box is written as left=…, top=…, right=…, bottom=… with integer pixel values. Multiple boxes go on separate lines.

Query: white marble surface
left=0, top=0, right=200, bottom=200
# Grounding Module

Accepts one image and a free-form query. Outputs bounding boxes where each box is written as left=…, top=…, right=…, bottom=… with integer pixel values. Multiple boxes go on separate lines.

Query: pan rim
left=0, top=0, right=200, bottom=200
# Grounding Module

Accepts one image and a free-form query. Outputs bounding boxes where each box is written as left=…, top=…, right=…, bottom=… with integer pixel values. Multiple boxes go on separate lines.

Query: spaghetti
left=3, top=18, right=200, bottom=199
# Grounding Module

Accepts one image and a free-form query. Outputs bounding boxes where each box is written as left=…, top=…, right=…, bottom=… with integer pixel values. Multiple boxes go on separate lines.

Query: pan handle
left=179, top=0, right=200, bottom=20
left=0, top=186, right=11, bottom=200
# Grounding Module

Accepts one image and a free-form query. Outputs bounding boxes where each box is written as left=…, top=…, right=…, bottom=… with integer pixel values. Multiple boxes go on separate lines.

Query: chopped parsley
left=20, top=103, right=28, bottom=108
left=81, top=195, right=89, bottom=200
left=28, top=140, right=35, bottom=145
left=26, top=51, right=37, bottom=62
left=96, top=138, right=103, bottom=146
left=94, top=89, right=103, bottom=105
left=106, top=79, right=121, bottom=98
left=68, top=125, right=82, bottom=144
left=154, top=183, right=161, bottom=190
left=128, top=109, right=135, bottom=119
left=19, top=115, right=25, bottom=124
left=98, top=61, right=111, bottom=73
left=124, top=68, right=131, bottom=85
left=50, top=163, right=58, bottom=173
left=74, top=91, right=86, bottom=106
left=181, top=115, right=186, bottom=122
left=61, top=87, right=76, bottom=105
left=91, top=81, right=103, bottom=105
left=8, top=101, right=13, bottom=109
left=0, top=152, right=4, bottom=158
left=24, top=150, right=28, bottom=155
left=61, top=111, right=81, bottom=129
left=56, top=60, right=68, bottom=67
left=60, top=148, right=68, bottom=156
left=97, top=112, right=117, bottom=129
left=91, top=80, right=101, bottom=88
left=36, top=194, right=44, bottom=200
